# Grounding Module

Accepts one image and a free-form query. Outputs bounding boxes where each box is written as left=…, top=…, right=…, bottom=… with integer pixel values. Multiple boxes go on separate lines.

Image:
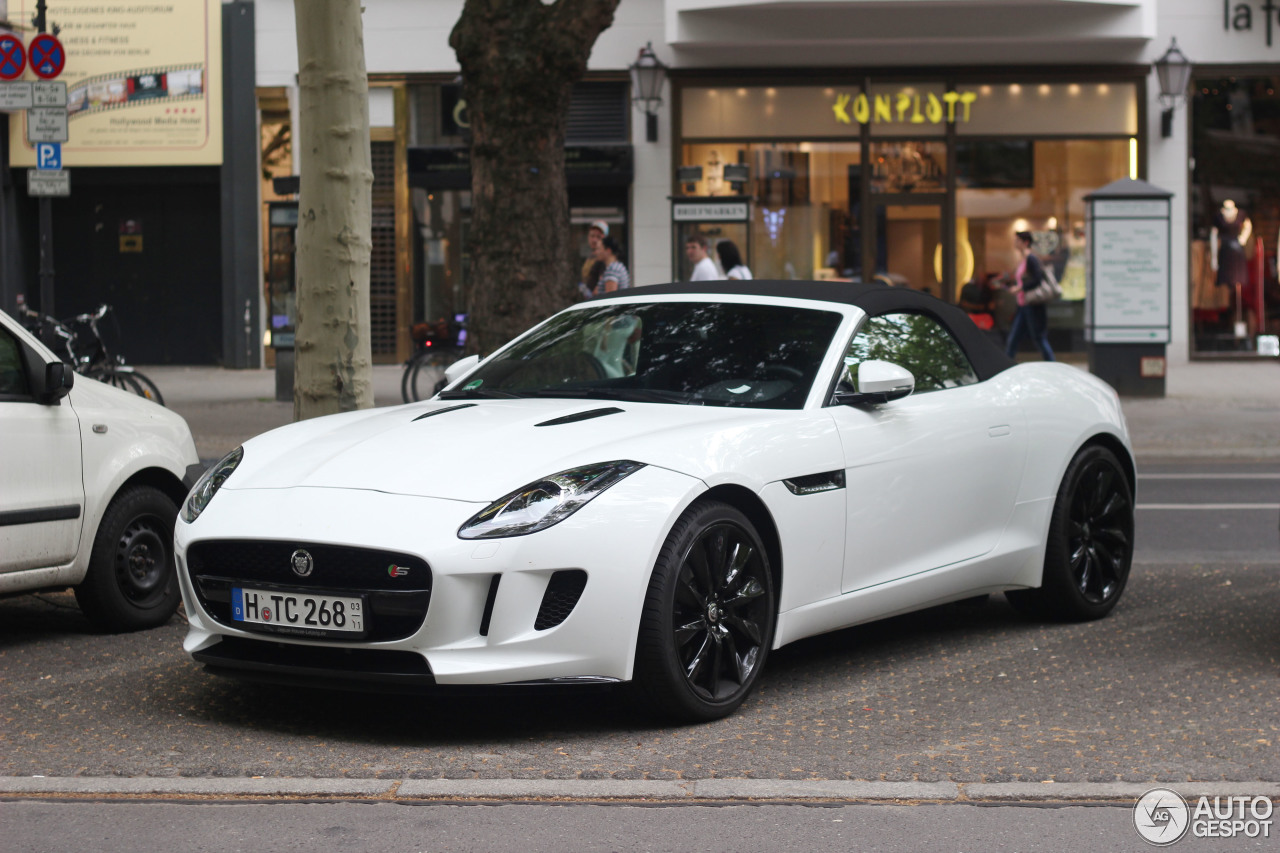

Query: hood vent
left=412, top=403, right=477, bottom=422
left=535, top=407, right=624, bottom=427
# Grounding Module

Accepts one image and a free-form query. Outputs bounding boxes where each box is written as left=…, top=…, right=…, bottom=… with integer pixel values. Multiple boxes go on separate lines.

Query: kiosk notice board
left=1085, top=178, right=1172, bottom=397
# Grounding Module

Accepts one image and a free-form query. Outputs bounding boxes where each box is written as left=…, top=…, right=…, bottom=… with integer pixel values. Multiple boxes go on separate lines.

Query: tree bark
left=450, top=0, right=620, bottom=355
left=292, top=0, right=375, bottom=421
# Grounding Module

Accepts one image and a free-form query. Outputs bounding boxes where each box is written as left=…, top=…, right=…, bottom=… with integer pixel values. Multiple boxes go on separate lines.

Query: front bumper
left=175, top=465, right=701, bottom=688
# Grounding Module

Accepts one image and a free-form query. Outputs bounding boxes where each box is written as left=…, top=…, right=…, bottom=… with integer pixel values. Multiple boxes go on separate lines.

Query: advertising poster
left=8, top=0, right=222, bottom=166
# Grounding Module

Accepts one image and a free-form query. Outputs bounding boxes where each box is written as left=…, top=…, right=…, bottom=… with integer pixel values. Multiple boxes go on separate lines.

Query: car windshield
left=441, top=301, right=844, bottom=409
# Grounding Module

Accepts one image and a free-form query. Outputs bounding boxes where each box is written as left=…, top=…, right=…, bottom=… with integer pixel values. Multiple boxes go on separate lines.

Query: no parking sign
left=28, top=34, right=65, bottom=80
left=0, top=34, right=25, bottom=80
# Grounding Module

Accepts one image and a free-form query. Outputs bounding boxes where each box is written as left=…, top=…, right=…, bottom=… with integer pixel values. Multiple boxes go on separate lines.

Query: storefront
left=672, top=71, right=1144, bottom=354
left=1188, top=69, right=1280, bottom=356
left=259, top=79, right=633, bottom=365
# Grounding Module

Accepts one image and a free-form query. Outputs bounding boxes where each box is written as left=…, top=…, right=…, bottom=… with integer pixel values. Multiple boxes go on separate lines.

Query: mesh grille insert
left=534, top=570, right=587, bottom=631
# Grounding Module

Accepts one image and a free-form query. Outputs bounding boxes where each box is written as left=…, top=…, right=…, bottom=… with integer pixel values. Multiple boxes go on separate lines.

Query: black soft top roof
left=592, top=280, right=1015, bottom=382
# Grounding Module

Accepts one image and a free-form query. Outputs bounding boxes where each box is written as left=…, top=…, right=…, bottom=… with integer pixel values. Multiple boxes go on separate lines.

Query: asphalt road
left=3, top=461, right=1277, bottom=785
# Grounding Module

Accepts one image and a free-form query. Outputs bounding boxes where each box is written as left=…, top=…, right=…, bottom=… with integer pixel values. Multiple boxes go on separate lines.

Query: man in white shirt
left=685, top=234, right=720, bottom=281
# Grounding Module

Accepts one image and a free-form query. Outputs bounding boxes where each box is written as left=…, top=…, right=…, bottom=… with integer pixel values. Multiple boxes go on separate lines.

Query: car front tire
left=1007, top=444, right=1134, bottom=622
left=632, top=500, right=776, bottom=722
left=75, top=485, right=181, bottom=632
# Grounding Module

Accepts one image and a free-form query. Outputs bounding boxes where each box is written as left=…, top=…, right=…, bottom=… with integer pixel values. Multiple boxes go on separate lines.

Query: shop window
left=679, top=142, right=861, bottom=280
left=1190, top=75, right=1280, bottom=356
left=869, top=141, right=946, bottom=194
left=956, top=139, right=1128, bottom=352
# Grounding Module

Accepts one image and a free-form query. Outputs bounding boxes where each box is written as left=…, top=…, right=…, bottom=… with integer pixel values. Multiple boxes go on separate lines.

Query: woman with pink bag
left=1003, top=231, right=1055, bottom=361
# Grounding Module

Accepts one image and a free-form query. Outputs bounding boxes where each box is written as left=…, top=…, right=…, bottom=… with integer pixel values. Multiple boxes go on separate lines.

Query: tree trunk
left=450, top=0, right=619, bottom=355
left=292, top=0, right=374, bottom=421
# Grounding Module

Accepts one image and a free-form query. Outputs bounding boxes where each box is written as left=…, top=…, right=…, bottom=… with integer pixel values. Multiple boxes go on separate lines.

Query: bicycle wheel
left=88, top=366, right=151, bottom=402
left=118, top=368, right=164, bottom=406
left=401, top=352, right=427, bottom=403
left=87, top=366, right=137, bottom=394
left=408, top=356, right=447, bottom=402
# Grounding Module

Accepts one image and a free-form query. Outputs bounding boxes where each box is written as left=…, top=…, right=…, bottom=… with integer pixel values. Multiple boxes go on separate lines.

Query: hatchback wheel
left=75, top=485, right=181, bottom=632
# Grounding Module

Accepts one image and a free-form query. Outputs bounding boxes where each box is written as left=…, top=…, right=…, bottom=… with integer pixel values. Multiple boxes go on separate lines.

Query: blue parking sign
left=36, top=142, right=61, bottom=170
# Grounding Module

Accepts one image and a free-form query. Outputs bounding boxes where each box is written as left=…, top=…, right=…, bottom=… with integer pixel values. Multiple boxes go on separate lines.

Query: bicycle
left=19, top=304, right=165, bottom=405
left=400, top=319, right=467, bottom=403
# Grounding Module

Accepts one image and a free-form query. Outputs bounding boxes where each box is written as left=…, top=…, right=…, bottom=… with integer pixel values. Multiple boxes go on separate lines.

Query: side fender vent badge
left=783, top=470, right=846, bottom=495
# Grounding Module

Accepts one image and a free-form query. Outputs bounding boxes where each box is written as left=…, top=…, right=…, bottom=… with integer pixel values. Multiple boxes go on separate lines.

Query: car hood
left=226, top=399, right=799, bottom=502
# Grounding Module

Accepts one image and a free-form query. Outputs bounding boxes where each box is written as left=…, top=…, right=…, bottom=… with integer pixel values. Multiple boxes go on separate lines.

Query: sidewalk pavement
left=137, top=360, right=1280, bottom=464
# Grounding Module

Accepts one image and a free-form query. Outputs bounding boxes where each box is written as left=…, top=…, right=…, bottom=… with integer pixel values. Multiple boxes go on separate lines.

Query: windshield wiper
left=437, top=387, right=523, bottom=400
left=530, top=387, right=700, bottom=405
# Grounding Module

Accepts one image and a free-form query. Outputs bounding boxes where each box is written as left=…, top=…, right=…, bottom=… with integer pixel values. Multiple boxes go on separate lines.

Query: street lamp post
left=1154, top=37, right=1192, bottom=139
left=628, top=43, right=667, bottom=143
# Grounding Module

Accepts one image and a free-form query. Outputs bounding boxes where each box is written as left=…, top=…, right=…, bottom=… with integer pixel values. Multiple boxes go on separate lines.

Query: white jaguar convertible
left=176, top=281, right=1135, bottom=721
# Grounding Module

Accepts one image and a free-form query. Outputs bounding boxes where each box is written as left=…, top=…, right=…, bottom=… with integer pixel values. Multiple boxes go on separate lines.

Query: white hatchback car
left=0, top=308, right=201, bottom=632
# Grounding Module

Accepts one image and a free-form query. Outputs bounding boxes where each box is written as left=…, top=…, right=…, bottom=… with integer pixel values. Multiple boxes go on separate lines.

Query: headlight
left=181, top=446, right=243, bottom=523
left=458, top=460, right=644, bottom=539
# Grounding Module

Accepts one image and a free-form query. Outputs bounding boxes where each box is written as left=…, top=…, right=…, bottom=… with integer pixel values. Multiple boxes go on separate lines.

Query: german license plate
left=232, top=587, right=364, bottom=633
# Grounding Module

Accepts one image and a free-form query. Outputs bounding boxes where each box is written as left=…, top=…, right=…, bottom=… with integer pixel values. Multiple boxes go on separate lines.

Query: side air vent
left=534, top=570, right=588, bottom=631
left=413, top=403, right=477, bottom=422
left=479, top=574, right=501, bottom=637
left=782, top=470, right=846, bottom=495
left=535, top=407, right=624, bottom=427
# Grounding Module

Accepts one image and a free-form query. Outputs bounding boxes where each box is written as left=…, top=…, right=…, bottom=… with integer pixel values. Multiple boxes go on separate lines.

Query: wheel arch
left=1079, top=432, right=1136, bottom=496
left=118, top=466, right=191, bottom=510
left=701, top=483, right=784, bottom=606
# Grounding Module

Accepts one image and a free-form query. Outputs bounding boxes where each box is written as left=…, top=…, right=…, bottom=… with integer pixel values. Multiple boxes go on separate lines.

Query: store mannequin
left=1212, top=199, right=1253, bottom=338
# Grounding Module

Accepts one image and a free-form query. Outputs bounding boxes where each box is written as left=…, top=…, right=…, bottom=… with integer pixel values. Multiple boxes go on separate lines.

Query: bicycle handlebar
left=71, top=304, right=110, bottom=324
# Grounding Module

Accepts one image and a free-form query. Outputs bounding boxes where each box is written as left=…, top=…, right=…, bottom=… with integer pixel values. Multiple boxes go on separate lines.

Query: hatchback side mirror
left=832, top=359, right=914, bottom=406
left=40, top=361, right=74, bottom=404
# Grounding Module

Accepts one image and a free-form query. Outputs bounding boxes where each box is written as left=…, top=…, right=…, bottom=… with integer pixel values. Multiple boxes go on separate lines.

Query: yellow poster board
left=8, top=0, right=223, bottom=167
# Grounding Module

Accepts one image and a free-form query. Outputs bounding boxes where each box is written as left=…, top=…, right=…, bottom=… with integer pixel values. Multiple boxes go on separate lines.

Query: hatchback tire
left=75, top=485, right=181, bottom=632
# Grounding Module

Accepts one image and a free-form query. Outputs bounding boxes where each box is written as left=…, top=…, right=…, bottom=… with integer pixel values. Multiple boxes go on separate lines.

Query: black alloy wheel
left=633, top=500, right=776, bottom=721
left=1066, top=452, right=1133, bottom=605
left=1007, top=445, right=1134, bottom=621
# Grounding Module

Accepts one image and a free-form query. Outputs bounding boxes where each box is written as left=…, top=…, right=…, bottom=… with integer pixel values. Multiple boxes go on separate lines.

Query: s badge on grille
left=290, top=549, right=314, bottom=577
left=388, top=564, right=409, bottom=578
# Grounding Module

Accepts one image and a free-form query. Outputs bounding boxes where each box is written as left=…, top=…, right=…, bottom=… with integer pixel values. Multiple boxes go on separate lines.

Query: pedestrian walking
left=1003, top=231, right=1055, bottom=361
left=685, top=234, right=720, bottom=281
left=716, top=240, right=753, bottom=280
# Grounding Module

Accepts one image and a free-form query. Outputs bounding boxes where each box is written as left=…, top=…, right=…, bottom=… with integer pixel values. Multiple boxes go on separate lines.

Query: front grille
left=534, top=570, right=587, bottom=631
left=186, top=540, right=432, bottom=642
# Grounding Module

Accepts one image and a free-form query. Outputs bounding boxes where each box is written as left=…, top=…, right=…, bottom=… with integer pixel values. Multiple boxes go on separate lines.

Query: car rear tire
left=632, top=500, right=775, bottom=722
left=75, top=485, right=181, bottom=632
left=1007, top=445, right=1134, bottom=622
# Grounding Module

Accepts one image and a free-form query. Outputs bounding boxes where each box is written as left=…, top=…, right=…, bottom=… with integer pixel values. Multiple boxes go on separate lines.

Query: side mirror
left=40, top=361, right=74, bottom=404
left=442, top=354, right=480, bottom=388
left=832, top=359, right=914, bottom=406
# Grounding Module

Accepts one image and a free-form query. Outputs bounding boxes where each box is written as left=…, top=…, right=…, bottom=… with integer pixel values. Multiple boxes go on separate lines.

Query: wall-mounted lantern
left=629, top=42, right=667, bottom=143
left=1154, top=37, right=1192, bottom=139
